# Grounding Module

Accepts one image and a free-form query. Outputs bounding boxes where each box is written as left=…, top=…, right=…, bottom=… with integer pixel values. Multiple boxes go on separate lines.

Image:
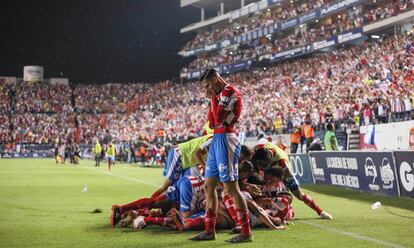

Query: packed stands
left=1, top=0, right=413, bottom=149
left=1, top=34, right=413, bottom=147
left=182, top=0, right=414, bottom=73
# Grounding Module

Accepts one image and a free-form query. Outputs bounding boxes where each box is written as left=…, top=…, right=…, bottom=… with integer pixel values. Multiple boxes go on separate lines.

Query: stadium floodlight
left=371, top=35, right=380, bottom=39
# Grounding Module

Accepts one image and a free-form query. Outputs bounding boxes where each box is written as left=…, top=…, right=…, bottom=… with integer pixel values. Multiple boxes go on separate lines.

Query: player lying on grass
left=113, top=174, right=205, bottom=229
left=258, top=166, right=295, bottom=223
left=221, top=160, right=289, bottom=233
left=121, top=161, right=288, bottom=232
left=170, top=161, right=288, bottom=232
left=110, top=135, right=212, bottom=227
left=252, top=141, right=333, bottom=220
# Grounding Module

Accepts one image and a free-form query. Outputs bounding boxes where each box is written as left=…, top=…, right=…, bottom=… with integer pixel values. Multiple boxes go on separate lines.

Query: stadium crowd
left=181, top=0, right=412, bottom=54
left=182, top=0, right=414, bottom=72
left=0, top=1, right=413, bottom=149
left=1, top=34, right=413, bottom=148
left=181, top=0, right=336, bottom=52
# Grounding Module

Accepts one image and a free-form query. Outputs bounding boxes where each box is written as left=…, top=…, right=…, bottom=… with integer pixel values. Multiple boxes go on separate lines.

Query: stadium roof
left=181, top=0, right=259, bottom=11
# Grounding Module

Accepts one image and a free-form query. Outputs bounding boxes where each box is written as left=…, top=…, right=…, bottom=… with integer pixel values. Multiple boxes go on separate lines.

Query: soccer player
left=106, top=141, right=115, bottom=171
left=260, top=167, right=295, bottom=223
left=190, top=69, right=252, bottom=243
left=130, top=175, right=206, bottom=230
left=59, top=143, right=66, bottom=164
left=109, top=135, right=212, bottom=227
left=252, top=141, right=333, bottom=220
left=94, top=139, right=102, bottom=166
left=154, top=134, right=212, bottom=197
left=54, top=145, right=59, bottom=164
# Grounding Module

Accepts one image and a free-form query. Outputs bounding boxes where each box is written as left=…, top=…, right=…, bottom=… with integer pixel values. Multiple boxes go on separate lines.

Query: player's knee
left=223, top=184, right=241, bottom=198
left=294, top=190, right=304, bottom=200
left=203, top=182, right=214, bottom=195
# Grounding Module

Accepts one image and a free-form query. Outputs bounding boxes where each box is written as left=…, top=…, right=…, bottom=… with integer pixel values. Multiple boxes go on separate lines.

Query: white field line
left=79, top=165, right=160, bottom=187
left=300, top=221, right=406, bottom=248
left=80, top=165, right=406, bottom=248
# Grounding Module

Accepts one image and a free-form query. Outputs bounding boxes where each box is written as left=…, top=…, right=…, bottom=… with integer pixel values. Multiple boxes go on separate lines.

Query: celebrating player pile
left=109, top=69, right=332, bottom=243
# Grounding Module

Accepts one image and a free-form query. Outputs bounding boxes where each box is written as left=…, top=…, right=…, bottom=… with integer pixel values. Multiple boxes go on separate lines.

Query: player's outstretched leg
left=117, top=194, right=167, bottom=214
left=293, top=188, right=332, bottom=220
left=286, top=175, right=332, bottom=220
left=132, top=216, right=172, bottom=230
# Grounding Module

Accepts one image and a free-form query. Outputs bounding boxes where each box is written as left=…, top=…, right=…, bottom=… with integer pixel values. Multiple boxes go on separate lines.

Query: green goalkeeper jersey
left=178, top=135, right=212, bottom=169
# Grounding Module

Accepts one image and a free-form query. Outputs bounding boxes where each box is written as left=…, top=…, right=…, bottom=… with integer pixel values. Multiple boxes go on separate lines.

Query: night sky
left=0, top=0, right=200, bottom=83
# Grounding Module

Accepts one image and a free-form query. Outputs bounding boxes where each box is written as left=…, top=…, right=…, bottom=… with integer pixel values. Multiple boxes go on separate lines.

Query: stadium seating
left=181, top=0, right=414, bottom=74
left=0, top=1, right=413, bottom=148
left=180, top=0, right=335, bottom=52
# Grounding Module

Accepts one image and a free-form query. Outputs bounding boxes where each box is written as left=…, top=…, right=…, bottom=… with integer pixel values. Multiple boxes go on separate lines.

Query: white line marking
left=79, top=165, right=160, bottom=187
left=301, top=221, right=406, bottom=248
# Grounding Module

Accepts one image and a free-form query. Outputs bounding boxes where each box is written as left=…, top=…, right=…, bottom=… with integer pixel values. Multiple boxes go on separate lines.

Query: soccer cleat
left=131, top=216, right=147, bottom=230
left=231, top=225, right=241, bottom=234
left=168, top=208, right=185, bottom=231
left=320, top=211, right=333, bottom=220
left=189, top=232, right=216, bottom=241
left=110, top=205, right=122, bottom=228
left=225, top=234, right=253, bottom=243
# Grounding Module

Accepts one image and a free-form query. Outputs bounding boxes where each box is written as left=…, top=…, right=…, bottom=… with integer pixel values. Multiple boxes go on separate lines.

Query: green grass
left=0, top=159, right=413, bottom=248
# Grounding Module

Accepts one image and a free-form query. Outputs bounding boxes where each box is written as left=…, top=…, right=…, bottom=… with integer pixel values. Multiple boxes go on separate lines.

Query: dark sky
left=0, top=0, right=200, bottom=83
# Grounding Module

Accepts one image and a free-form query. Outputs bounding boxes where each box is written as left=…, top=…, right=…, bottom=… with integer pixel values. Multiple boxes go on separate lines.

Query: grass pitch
left=0, top=159, right=413, bottom=248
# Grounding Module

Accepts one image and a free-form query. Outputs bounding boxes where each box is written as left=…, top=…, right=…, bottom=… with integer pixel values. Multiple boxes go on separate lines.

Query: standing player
left=59, top=143, right=66, bottom=164
left=54, top=145, right=59, bottom=164
left=106, top=141, right=115, bottom=171
left=94, top=139, right=102, bottom=166
left=190, top=69, right=252, bottom=243
left=252, top=141, right=333, bottom=219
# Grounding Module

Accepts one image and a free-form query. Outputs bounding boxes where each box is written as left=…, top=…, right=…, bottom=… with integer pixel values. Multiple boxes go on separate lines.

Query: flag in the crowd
left=364, top=125, right=375, bottom=145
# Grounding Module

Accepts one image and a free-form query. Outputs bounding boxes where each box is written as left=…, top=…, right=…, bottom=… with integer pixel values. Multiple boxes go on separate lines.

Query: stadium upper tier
left=180, top=0, right=335, bottom=55
left=180, top=0, right=414, bottom=79
left=0, top=33, right=413, bottom=146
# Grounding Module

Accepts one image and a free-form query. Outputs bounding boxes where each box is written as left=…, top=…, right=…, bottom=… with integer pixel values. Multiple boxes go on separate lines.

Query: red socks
left=236, top=208, right=252, bottom=236
left=144, top=217, right=171, bottom=226
left=303, top=194, right=323, bottom=215
left=223, top=194, right=240, bottom=226
left=120, top=194, right=167, bottom=213
left=185, top=216, right=205, bottom=230
left=150, top=190, right=161, bottom=199
left=204, top=208, right=217, bottom=234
